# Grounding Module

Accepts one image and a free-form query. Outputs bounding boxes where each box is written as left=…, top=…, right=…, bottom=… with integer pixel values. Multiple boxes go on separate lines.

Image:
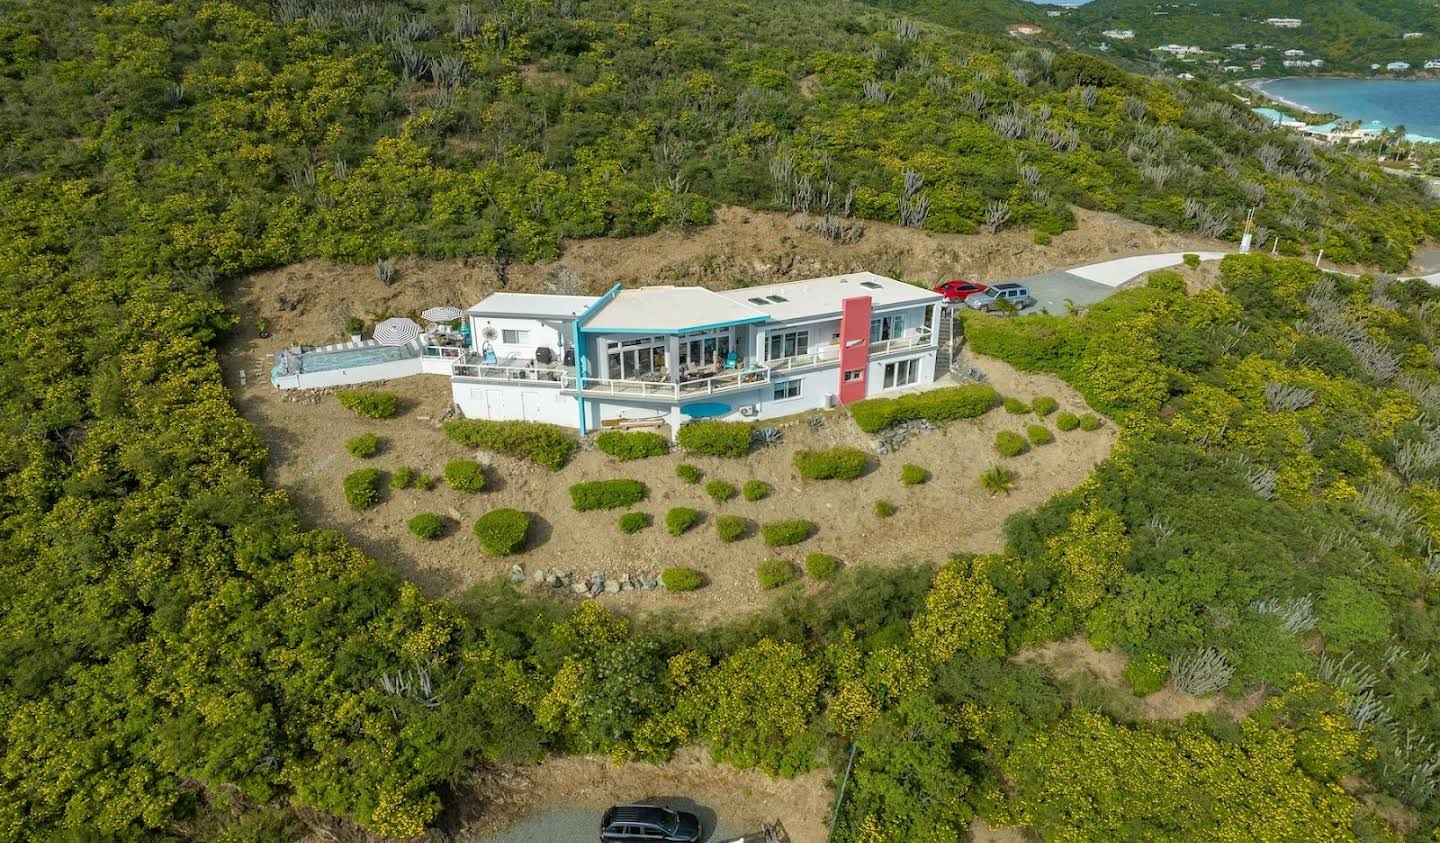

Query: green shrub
left=850, top=384, right=997, bottom=433
left=676, top=420, right=751, bottom=457
left=1055, top=411, right=1080, bottom=431
left=444, top=459, right=487, bottom=493
left=473, top=508, right=529, bottom=555
left=757, top=560, right=796, bottom=589
left=661, top=567, right=703, bottom=592
left=618, top=511, right=651, bottom=534
left=676, top=463, right=704, bottom=484
left=715, top=515, right=748, bottom=543
left=1147, top=270, right=1187, bottom=294
left=390, top=466, right=416, bottom=489
left=1026, top=425, right=1054, bottom=446
left=1031, top=395, right=1058, bottom=416
left=995, top=431, right=1028, bottom=457
left=415, top=474, right=436, bottom=491
left=1123, top=651, right=1170, bottom=697
left=1034, top=231, right=1052, bottom=246
left=345, top=433, right=379, bottom=458
left=742, top=479, right=771, bottom=501
left=1003, top=396, right=1030, bottom=414
left=1079, top=413, right=1103, bottom=431
left=874, top=499, right=896, bottom=518
left=407, top=512, right=444, bottom=540
left=761, top=519, right=814, bottom=547
left=804, top=552, right=840, bottom=580
left=666, top=506, right=700, bottom=536
left=1317, top=576, right=1392, bottom=653
left=900, top=464, right=929, bottom=485
left=336, top=389, right=398, bottom=419
left=443, top=419, right=575, bottom=470
left=342, top=468, right=383, bottom=509
left=705, top=479, right=737, bottom=503
left=979, top=464, right=1016, bottom=496
left=794, top=447, right=868, bottom=480
left=569, top=479, right=646, bottom=511
left=1183, top=252, right=1201, bottom=268
left=595, top=429, right=669, bottom=460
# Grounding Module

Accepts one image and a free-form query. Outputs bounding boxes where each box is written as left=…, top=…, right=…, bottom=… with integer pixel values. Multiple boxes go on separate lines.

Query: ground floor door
left=882, top=358, right=919, bottom=389
left=521, top=391, right=540, bottom=420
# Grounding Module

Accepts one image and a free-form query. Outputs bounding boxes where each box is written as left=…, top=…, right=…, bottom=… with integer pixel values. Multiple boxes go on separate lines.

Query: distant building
left=1388, top=61, right=1412, bottom=71
left=1267, top=18, right=1302, bottom=28
left=1228, top=43, right=1249, bottom=50
left=1047, top=10, right=1063, bottom=17
left=1250, top=59, right=1266, bottom=69
left=1283, top=49, right=1306, bottom=57
left=1223, top=65, right=1244, bottom=72
left=1102, top=29, right=1135, bottom=40
left=1426, top=60, right=1440, bottom=69
left=1404, top=32, right=1425, bottom=40
left=1177, top=72, right=1196, bottom=80
left=1006, top=23, right=1043, bottom=37
left=1283, top=59, right=1323, bottom=68
left=1155, top=44, right=1203, bottom=57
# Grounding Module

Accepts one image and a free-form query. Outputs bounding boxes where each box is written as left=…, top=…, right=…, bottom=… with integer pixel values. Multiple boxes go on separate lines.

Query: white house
left=1426, top=59, right=1440, bottom=69
left=1404, top=32, right=1425, bottom=40
left=1283, top=49, right=1305, bottom=57
left=1388, top=61, right=1412, bottom=71
left=1102, top=29, right=1135, bottom=40
left=1155, top=44, right=1203, bottom=57
left=1267, top=18, right=1302, bottom=28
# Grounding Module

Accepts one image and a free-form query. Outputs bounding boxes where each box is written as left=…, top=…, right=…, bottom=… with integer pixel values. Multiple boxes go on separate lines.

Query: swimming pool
left=299, top=343, right=418, bottom=373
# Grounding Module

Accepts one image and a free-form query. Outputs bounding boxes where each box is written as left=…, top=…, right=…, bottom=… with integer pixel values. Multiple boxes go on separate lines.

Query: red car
left=934, top=280, right=989, bottom=302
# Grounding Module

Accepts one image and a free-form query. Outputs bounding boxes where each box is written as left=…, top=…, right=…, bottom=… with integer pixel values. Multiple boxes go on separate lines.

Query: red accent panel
left=837, top=296, right=872, bottom=405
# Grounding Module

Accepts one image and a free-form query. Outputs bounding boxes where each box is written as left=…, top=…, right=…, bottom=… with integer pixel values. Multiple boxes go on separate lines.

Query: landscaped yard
left=222, top=349, right=1114, bottom=621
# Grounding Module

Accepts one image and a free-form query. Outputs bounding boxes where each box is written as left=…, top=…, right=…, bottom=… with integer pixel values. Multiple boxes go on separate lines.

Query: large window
left=678, top=329, right=731, bottom=370
left=772, top=378, right=801, bottom=400
left=869, top=314, right=906, bottom=343
left=604, top=336, right=666, bottom=380
left=883, top=358, right=919, bottom=388
left=501, top=328, right=530, bottom=344
left=766, top=329, right=810, bottom=360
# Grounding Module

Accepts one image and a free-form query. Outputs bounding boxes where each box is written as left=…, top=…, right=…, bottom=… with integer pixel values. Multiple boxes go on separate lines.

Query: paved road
left=991, top=251, right=1233, bottom=315
left=467, top=802, right=753, bottom=843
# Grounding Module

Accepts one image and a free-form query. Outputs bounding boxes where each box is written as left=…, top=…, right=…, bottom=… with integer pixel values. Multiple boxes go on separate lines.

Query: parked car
left=934, top=280, right=989, bottom=301
left=600, top=804, right=703, bottom=842
left=966, top=282, right=1036, bottom=312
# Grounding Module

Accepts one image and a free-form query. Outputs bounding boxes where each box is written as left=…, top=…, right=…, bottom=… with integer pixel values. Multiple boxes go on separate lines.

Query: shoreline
left=1238, top=76, right=1440, bottom=140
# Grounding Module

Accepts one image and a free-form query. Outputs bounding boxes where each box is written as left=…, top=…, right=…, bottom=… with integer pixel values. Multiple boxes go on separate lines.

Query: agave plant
left=752, top=426, right=783, bottom=446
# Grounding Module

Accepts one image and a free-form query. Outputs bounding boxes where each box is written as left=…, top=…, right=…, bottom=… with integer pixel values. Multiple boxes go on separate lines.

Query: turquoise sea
left=1254, top=78, right=1440, bottom=139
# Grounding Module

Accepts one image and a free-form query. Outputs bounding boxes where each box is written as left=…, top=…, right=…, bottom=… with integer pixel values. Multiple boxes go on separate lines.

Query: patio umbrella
left=421, top=306, right=463, bottom=323
left=372, top=317, right=422, bottom=346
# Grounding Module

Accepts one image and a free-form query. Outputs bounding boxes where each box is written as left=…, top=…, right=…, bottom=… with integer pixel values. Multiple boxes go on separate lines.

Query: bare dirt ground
left=453, top=747, right=832, bottom=843
left=221, top=346, right=1114, bottom=621
left=223, top=204, right=1225, bottom=350
left=1015, top=637, right=1266, bottom=722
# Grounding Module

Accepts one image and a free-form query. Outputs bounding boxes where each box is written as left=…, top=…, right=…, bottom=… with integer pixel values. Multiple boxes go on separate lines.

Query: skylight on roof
left=766, top=294, right=787, bottom=303
left=860, top=281, right=882, bottom=289
left=748, top=297, right=768, bottom=305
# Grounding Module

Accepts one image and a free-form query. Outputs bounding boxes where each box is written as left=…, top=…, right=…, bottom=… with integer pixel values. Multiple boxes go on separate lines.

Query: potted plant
left=257, top=318, right=270, bottom=338
left=345, top=316, right=364, bottom=342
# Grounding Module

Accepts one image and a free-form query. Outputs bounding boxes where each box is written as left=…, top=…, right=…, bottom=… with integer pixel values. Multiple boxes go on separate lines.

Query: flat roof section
left=467, top=292, right=598, bottom=320
left=717, top=271, right=941, bottom=322
left=581, top=286, right=769, bottom=334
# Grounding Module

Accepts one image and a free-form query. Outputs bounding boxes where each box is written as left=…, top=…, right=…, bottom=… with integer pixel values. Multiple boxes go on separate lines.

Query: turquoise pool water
left=299, top=344, right=417, bottom=373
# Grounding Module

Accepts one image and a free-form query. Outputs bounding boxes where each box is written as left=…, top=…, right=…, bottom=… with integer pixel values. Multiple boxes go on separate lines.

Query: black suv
left=599, top=804, right=702, bottom=842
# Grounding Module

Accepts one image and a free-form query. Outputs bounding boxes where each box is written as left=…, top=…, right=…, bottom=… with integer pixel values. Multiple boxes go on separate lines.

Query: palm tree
left=979, top=464, right=1015, bottom=496
left=991, top=297, right=1019, bottom=318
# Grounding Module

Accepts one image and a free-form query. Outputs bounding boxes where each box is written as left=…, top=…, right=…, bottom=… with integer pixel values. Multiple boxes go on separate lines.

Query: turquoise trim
left=572, top=283, right=623, bottom=435
left=580, top=315, right=769, bottom=335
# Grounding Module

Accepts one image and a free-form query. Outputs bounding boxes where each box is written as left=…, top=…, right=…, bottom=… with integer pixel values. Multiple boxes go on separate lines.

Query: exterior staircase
left=934, top=304, right=963, bottom=374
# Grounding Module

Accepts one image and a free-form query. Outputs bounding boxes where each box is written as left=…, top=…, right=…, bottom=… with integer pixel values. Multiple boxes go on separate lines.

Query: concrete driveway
left=981, top=251, right=1232, bottom=316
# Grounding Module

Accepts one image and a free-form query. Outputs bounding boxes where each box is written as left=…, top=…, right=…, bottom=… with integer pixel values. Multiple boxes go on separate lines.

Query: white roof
left=582, top=286, right=768, bottom=333
left=468, top=292, right=597, bottom=319
left=716, top=271, right=941, bottom=322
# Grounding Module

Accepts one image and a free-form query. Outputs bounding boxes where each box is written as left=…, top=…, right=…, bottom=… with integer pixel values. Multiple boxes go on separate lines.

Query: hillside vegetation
left=2, top=0, right=1440, bottom=840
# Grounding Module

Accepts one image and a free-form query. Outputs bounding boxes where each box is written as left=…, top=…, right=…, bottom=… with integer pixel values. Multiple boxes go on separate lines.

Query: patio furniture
left=373, top=317, right=422, bottom=346
left=421, top=305, right=463, bottom=323
left=724, top=351, right=739, bottom=370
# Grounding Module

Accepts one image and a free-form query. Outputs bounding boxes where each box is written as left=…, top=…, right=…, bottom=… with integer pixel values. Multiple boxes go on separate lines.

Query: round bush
left=1123, top=651, right=1170, bottom=697
left=618, top=511, right=651, bottom=534
left=666, top=506, right=700, bottom=536
left=336, top=389, right=398, bottom=419
left=342, top=468, right=383, bottom=510
left=661, top=567, right=703, bottom=592
left=1030, top=396, right=1058, bottom=416
left=900, top=464, right=929, bottom=485
left=1079, top=413, right=1103, bottom=431
left=757, top=560, right=796, bottom=589
left=444, top=459, right=487, bottom=493
left=346, top=433, right=379, bottom=458
left=473, top=508, right=529, bottom=556
left=676, top=463, right=704, bottom=484
left=390, top=466, right=416, bottom=489
left=1055, top=411, right=1080, bottom=431
left=1026, top=424, right=1054, bottom=446
left=793, top=447, right=868, bottom=481
left=595, top=429, right=669, bottom=460
left=995, top=430, right=1028, bottom=457
left=742, top=479, right=771, bottom=501
left=804, top=552, right=840, bottom=580
left=407, top=512, right=444, bottom=540
left=569, top=478, right=646, bottom=511
left=1002, top=396, right=1031, bottom=415
left=874, top=499, right=896, bottom=518
left=677, top=420, right=752, bottom=457
left=705, top=479, right=737, bottom=503
left=761, top=519, right=814, bottom=547
left=715, top=515, right=748, bottom=543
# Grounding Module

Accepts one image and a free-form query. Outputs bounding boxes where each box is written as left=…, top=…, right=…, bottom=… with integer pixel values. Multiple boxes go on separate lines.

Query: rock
left=619, top=573, right=630, bottom=586
left=509, top=564, right=525, bottom=583
left=620, top=581, right=631, bottom=592
left=549, top=575, right=563, bottom=588
left=532, top=569, right=545, bottom=584
left=604, top=580, right=621, bottom=594
left=571, top=582, right=589, bottom=594
left=589, top=582, right=603, bottom=597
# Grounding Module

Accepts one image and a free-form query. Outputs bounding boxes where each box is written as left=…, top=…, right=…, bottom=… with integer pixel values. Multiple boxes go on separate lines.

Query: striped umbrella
left=421, top=306, right=463, bottom=323
left=372, top=317, right=421, bottom=346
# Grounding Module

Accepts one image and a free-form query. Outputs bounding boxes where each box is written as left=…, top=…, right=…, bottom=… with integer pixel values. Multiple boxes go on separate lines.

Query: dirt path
left=453, top=748, right=832, bottom=843
left=221, top=346, right=1113, bottom=620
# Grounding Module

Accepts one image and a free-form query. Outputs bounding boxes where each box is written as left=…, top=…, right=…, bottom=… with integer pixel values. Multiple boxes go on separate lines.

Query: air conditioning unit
left=824, top=393, right=837, bottom=408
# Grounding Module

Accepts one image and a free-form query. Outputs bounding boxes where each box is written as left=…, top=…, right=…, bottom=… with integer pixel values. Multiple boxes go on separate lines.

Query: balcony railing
left=570, top=367, right=771, bottom=399
left=452, top=361, right=569, bottom=386
left=870, top=327, right=933, bottom=356
left=763, top=344, right=841, bottom=373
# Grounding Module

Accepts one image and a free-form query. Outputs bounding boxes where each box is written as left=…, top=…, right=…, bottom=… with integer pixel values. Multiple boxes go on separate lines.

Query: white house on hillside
left=1267, top=18, right=1302, bottom=28
left=1155, top=44, right=1203, bottom=57
left=1427, top=60, right=1440, bottom=69
left=1102, top=29, right=1135, bottom=40
left=1388, top=61, right=1412, bottom=71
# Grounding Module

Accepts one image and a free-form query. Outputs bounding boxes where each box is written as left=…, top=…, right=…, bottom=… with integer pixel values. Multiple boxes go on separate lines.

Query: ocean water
left=1255, top=78, right=1440, bottom=139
